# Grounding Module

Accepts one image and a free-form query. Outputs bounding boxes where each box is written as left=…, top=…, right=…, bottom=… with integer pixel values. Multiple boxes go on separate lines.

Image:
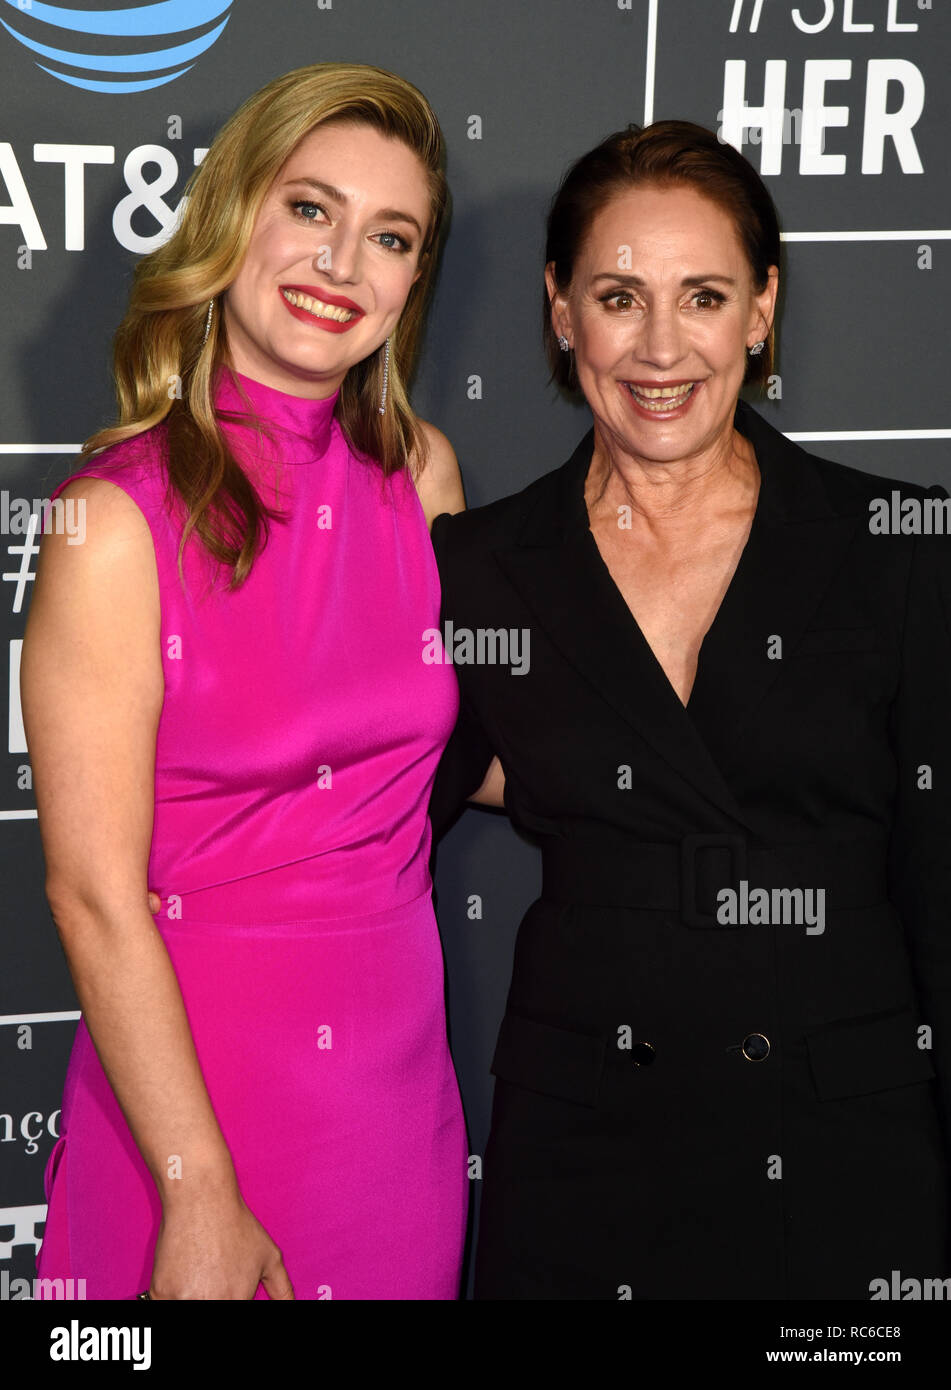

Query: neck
left=222, top=344, right=345, bottom=400
left=586, top=417, right=758, bottom=527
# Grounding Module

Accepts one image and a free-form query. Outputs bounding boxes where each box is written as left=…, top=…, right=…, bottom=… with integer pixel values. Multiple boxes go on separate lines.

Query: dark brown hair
left=543, top=119, right=781, bottom=393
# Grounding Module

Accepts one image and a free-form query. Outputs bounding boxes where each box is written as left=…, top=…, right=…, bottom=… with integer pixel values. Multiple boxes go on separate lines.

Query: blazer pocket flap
left=490, top=1011, right=604, bottom=1107
left=806, top=1006, right=935, bottom=1101
left=794, top=626, right=879, bottom=655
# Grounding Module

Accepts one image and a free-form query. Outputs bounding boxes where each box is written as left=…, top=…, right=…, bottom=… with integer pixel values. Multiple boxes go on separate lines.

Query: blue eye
left=376, top=230, right=411, bottom=253
left=291, top=200, right=324, bottom=221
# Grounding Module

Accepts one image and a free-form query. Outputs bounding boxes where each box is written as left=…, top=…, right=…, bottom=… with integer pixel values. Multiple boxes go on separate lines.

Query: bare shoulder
left=409, top=419, right=466, bottom=528
left=54, top=474, right=153, bottom=538
left=35, top=475, right=159, bottom=617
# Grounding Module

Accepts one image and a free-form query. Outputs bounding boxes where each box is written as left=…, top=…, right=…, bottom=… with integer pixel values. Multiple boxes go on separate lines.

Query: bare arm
left=412, top=420, right=466, bottom=527
left=468, top=755, right=505, bottom=808
left=413, top=426, right=507, bottom=810
left=22, top=477, right=292, bottom=1300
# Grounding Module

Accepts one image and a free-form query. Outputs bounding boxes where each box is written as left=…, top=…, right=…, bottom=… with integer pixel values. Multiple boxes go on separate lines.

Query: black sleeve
left=887, top=484, right=951, bottom=1164
left=428, top=512, right=497, bottom=841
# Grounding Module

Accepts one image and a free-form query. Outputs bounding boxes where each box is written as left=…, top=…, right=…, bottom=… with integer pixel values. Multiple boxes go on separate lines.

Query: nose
left=317, top=225, right=362, bottom=284
left=638, top=302, right=687, bottom=370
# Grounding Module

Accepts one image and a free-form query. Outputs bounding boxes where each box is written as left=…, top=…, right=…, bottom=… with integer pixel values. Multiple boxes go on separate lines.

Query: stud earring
left=202, top=298, right=215, bottom=347
left=748, top=340, right=765, bottom=355
left=378, top=336, right=390, bottom=415
left=557, top=335, right=570, bottom=352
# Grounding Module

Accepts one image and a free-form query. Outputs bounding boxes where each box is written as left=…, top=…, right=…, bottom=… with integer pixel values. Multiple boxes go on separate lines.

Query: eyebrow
left=591, top=273, right=737, bottom=287
left=283, top=176, right=423, bottom=236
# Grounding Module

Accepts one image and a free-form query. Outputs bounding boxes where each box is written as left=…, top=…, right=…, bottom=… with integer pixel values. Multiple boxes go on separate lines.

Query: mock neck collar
left=213, top=365, right=340, bottom=463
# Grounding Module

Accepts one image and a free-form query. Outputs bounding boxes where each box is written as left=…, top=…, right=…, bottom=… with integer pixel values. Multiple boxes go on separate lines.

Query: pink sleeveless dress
left=35, top=366, right=467, bottom=1299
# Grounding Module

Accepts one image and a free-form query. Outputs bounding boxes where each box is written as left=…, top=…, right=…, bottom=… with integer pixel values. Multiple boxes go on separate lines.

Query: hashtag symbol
left=3, top=511, right=41, bottom=613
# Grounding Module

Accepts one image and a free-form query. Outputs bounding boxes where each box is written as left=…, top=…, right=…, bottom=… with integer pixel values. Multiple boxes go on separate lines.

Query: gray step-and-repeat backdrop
left=1, top=0, right=946, bottom=1304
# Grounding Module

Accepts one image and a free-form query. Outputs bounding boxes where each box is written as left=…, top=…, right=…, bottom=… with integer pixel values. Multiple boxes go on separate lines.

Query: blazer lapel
left=495, top=401, right=863, bottom=833
left=685, top=400, right=864, bottom=768
left=495, top=430, right=758, bottom=832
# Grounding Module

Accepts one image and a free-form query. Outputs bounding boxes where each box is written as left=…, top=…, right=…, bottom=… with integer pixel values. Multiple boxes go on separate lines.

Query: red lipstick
left=279, top=285, right=364, bottom=334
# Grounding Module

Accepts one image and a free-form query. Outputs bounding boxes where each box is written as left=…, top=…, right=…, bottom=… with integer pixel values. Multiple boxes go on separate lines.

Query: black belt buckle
left=680, top=832, right=749, bottom=928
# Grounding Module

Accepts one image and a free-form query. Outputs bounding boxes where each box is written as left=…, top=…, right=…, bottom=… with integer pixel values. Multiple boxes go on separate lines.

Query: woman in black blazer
left=430, top=120, right=951, bottom=1300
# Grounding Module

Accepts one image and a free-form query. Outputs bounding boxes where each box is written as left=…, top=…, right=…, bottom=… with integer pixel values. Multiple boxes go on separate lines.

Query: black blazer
left=430, top=397, right=951, bottom=1300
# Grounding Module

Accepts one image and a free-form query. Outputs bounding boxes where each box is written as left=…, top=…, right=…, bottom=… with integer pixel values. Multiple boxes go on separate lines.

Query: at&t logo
left=1, top=0, right=233, bottom=94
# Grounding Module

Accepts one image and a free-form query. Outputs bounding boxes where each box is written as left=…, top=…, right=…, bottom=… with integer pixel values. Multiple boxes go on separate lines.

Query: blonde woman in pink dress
left=23, top=64, right=467, bottom=1300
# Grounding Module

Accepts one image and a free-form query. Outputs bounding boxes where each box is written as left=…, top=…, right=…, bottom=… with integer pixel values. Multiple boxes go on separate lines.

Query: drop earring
left=378, top=336, right=390, bottom=415
left=557, top=335, right=570, bottom=352
left=202, top=298, right=215, bottom=347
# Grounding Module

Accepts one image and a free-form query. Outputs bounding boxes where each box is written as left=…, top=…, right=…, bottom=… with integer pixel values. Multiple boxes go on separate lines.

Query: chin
left=629, top=435, right=696, bottom=460
left=278, top=341, right=347, bottom=371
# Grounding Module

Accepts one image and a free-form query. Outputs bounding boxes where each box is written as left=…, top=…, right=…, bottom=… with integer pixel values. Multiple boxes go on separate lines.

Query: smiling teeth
left=627, top=382, right=695, bottom=411
left=282, top=289, right=356, bottom=322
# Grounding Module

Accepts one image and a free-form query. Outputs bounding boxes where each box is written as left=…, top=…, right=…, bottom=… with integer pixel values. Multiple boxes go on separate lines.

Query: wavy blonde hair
left=82, top=63, right=448, bottom=588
